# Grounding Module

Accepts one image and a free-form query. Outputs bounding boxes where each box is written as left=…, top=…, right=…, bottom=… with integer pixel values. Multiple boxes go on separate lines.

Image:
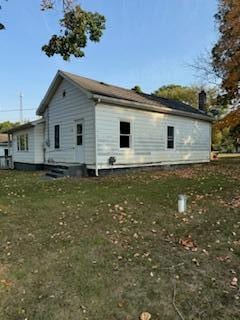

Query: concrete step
left=45, top=164, right=87, bottom=179
left=45, top=172, right=65, bottom=179
left=51, top=168, right=68, bottom=175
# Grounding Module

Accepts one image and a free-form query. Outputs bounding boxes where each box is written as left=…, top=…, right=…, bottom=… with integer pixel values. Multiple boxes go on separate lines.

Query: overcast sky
left=0, top=0, right=218, bottom=122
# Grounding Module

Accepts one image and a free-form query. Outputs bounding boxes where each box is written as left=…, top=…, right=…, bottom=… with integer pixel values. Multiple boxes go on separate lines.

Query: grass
left=0, top=159, right=239, bottom=320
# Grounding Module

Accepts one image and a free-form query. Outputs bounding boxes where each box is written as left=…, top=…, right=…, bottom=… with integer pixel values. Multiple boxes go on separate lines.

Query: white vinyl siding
left=12, top=128, right=35, bottom=163
left=11, top=122, right=44, bottom=164
left=95, top=103, right=211, bottom=169
left=43, top=79, right=95, bottom=164
left=34, top=122, right=44, bottom=163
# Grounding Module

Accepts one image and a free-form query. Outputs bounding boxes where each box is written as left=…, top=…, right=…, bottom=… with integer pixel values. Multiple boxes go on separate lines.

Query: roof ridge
left=60, top=70, right=148, bottom=96
left=50, top=70, right=211, bottom=121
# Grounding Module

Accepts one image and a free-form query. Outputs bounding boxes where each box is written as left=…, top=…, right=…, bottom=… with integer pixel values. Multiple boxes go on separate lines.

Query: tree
left=231, top=124, right=240, bottom=151
left=154, top=84, right=219, bottom=108
left=0, top=1, right=106, bottom=60
left=212, top=0, right=240, bottom=100
left=0, top=121, right=20, bottom=133
left=154, top=85, right=198, bottom=107
left=131, top=85, right=143, bottom=93
left=213, top=108, right=240, bottom=152
left=154, top=84, right=228, bottom=118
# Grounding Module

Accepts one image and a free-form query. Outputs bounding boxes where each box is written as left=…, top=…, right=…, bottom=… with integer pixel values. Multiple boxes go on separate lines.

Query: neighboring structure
left=7, top=119, right=44, bottom=170
left=0, top=133, right=12, bottom=169
left=8, top=70, right=212, bottom=176
left=0, top=134, right=10, bottom=157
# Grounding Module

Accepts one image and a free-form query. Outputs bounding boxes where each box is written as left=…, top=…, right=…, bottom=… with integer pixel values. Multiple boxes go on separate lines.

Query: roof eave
left=92, top=94, right=213, bottom=122
left=4, top=119, right=45, bottom=134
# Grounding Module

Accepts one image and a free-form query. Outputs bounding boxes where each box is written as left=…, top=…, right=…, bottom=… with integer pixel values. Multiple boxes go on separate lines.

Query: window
left=54, top=125, right=60, bottom=149
left=120, top=121, right=131, bottom=148
left=17, top=134, right=28, bottom=151
left=167, top=126, right=174, bottom=149
left=76, top=123, right=83, bottom=145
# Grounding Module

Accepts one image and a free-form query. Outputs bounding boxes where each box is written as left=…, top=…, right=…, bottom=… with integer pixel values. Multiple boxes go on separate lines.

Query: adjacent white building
left=0, top=134, right=10, bottom=157
left=8, top=70, right=212, bottom=175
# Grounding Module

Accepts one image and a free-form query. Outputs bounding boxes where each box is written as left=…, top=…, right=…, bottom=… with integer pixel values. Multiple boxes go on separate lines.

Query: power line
left=0, top=108, right=36, bottom=112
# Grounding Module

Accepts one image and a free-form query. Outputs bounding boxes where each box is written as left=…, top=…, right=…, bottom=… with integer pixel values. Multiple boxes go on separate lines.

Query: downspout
left=94, top=99, right=101, bottom=176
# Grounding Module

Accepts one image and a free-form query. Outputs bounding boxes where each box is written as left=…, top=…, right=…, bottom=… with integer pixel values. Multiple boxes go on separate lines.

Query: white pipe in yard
left=178, top=194, right=187, bottom=213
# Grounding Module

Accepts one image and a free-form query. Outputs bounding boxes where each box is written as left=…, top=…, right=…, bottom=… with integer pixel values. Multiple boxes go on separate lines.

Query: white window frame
left=75, top=120, right=84, bottom=146
left=119, top=119, right=132, bottom=150
left=166, top=125, right=175, bottom=150
left=16, top=134, right=29, bottom=152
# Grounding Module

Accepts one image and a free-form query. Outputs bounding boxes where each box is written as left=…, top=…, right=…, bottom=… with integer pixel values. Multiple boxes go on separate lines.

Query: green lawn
left=0, top=159, right=239, bottom=320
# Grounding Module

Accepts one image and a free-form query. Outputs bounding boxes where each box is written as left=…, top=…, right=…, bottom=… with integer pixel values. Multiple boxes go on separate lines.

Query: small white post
left=178, top=194, right=187, bottom=213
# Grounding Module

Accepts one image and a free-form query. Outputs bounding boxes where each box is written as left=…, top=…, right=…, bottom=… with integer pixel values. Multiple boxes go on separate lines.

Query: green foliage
left=212, top=125, right=239, bottom=153
left=0, top=121, right=19, bottom=133
left=213, top=108, right=240, bottom=152
left=131, top=85, right=143, bottom=93
left=154, top=84, right=198, bottom=107
left=231, top=124, right=240, bottom=149
left=154, top=84, right=222, bottom=112
left=42, top=5, right=105, bottom=60
left=1, top=1, right=106, bottom=61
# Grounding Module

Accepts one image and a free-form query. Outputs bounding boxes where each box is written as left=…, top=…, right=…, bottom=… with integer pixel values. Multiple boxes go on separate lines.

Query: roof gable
left=36, top=70, right=212, bottom=122
left=36, top=71, right=92, bottom=115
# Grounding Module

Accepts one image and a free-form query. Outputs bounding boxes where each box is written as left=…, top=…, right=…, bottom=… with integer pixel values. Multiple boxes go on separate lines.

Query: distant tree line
left=131, top=84, right=227, bottom=118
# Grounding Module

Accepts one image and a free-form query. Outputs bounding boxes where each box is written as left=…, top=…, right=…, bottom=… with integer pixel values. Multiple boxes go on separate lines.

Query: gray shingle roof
left=62, top=71, right=208, bottom=117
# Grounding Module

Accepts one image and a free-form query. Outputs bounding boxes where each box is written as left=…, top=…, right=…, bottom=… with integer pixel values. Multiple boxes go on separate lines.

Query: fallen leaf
left=140, top=312, right=151, bottom=320
left=230, top=277, right=238, bottom=288
left=179, top=235, right=198, bottom=252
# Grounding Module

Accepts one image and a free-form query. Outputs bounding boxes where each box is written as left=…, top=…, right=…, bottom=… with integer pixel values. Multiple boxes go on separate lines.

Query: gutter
left=92, top=94, right=213, bottom=123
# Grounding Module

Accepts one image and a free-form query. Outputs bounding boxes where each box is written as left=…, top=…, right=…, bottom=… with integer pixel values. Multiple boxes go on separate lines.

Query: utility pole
left=20, top=92, right=23, bottom=123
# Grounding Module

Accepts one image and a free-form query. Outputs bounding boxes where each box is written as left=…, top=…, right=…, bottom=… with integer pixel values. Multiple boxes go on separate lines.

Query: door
left=75, top=120, right=84, bottom=163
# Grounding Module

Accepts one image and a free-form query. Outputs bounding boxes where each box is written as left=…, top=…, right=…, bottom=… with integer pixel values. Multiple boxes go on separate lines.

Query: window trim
left=54, top=124, right=60, bottom=149
left=16, top=133, right=29, bottom=152
left=166, top=125, right=175, bottom=150
left=119, top=119, right=132, bottom=150
left=76, top=121, right=84, bottom=146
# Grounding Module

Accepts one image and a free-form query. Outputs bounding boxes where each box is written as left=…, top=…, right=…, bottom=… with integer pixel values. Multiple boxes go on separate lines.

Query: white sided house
left=0, top=134, right=12, bottom=169
left=8, top=70, right=212, bottom=176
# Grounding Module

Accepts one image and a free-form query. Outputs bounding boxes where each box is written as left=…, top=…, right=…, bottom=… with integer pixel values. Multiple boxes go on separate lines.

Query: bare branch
left=187, top=51, right=222, bottom=87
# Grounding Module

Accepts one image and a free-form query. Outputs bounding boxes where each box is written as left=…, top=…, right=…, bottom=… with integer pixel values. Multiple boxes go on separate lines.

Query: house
left=0, top=133, right=12, bottom=169
left=0, top=134, right=10, bottom=157
left=7, top=70, right=212, bottom=176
